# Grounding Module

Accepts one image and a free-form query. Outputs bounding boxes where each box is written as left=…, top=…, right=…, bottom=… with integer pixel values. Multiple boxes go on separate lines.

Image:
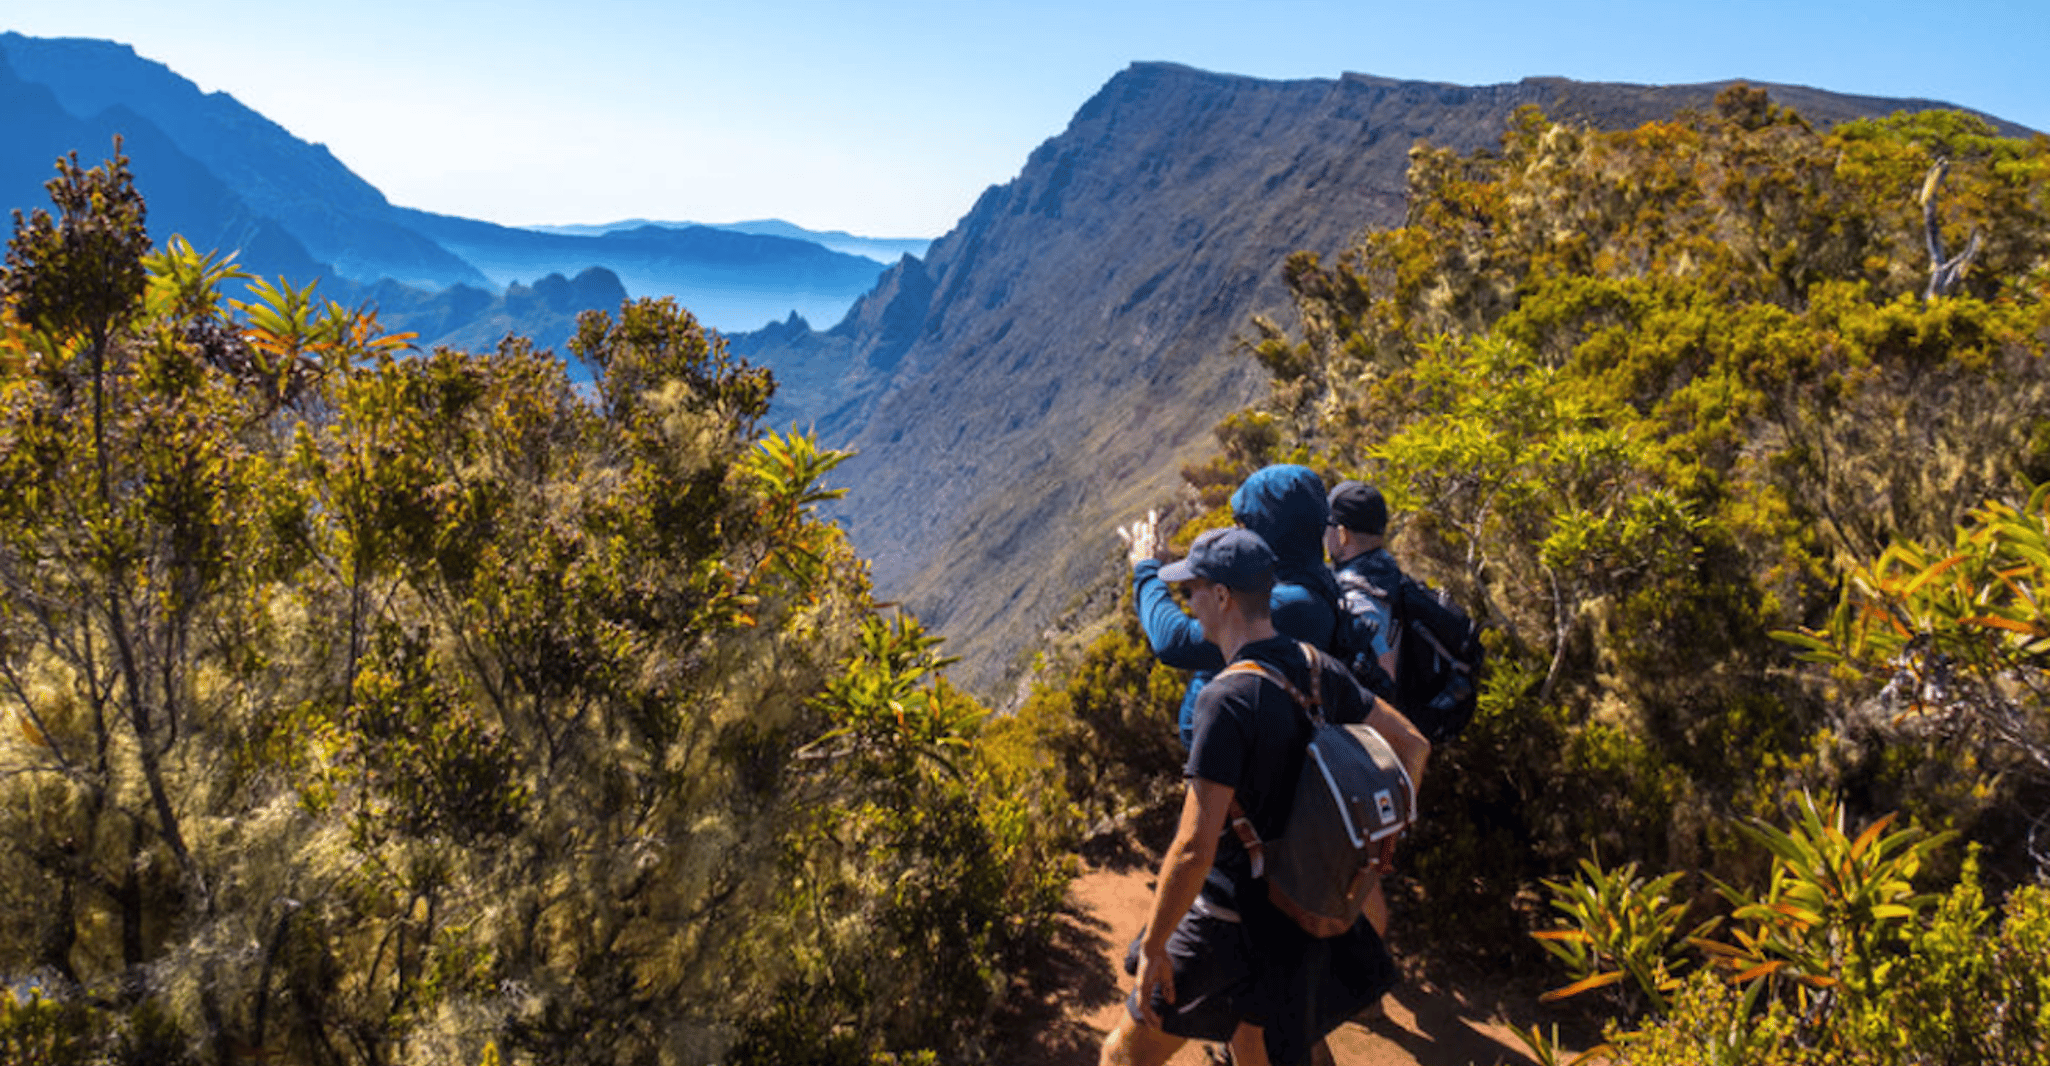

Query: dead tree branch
left=1921, top=158, right=1984, bottom=299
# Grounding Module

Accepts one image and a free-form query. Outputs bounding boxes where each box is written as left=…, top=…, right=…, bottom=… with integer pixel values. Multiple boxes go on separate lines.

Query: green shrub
left=0, top=988, right=193, bottom=1066
left=1537, top=802, right=2050, bottom=1064
left=0, top=145, right=1083, bottom=1066
left=1133, top=93, right=2050, bottom=976
left=1002, top=619, right=1185, bottom=827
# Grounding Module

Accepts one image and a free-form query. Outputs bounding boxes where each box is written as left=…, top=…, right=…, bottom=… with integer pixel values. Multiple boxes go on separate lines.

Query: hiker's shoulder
left=1356, top=548, right=1405, bottom=582
left=1210, top=637, right=1300, bottom=689
left=1239, top=634, right=1311, bottom=668
left=1226, top=637, right=1352, bottom=702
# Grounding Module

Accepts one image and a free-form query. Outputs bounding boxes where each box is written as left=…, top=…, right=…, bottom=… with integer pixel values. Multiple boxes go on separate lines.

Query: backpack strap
left=1216, top=641, right=1324, bottom=723
left=1334, top=567, right=1393, bottom=605
left=1395, top=578, right=1476, bottom=677
left=1214, top=643, right=1323, bottom=878
left=1407, top=615, right=1467, bottom=675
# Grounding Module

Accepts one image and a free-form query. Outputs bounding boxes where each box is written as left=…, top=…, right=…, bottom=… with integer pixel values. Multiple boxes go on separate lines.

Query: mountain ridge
left=5, top=37, right=2035, bottom=695
left=0, top=32, right=892, bottom=334
left=526, top=218, right=931, bottom=264
left=0, top=46, right=338, bottom=287
left=0, top=32, right=487, bottom=288
left=731, top=60, right=2039, bottom=696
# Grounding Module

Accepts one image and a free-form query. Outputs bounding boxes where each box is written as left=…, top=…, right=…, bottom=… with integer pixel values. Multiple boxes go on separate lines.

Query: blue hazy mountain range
left=526, top=219, right=930, bottom=265
left=0, top=32, right=903, bottom=338
left=388, top=207, right=903, bottom=330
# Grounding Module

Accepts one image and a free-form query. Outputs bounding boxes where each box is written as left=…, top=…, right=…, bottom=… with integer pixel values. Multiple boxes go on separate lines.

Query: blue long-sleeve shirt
left=1135, top=464, right=1343, bottom=746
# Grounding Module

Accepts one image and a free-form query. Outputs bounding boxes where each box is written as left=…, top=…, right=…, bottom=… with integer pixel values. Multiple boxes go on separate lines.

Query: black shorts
left=1124, top=902, right=1398, bottom=1056
left=1124, top=910, right=1257, bottom=1042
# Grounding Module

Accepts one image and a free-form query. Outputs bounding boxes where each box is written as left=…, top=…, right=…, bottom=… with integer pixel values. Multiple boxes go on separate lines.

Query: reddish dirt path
left=1003, top=838, right=1575, bottom=1066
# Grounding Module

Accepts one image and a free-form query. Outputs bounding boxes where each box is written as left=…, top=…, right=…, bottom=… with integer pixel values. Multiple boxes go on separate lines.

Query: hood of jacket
left=1230, top=464, right=1331, bottom=579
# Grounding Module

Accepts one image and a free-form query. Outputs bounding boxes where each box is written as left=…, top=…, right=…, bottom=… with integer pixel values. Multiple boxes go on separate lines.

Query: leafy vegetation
left=1785, top=481, right=2050, bottom=828
left=1018, top=84, right=2050, bottom=1056
left=1533, top=856, right=1702, bottom=1016
left=1526, top=799, right=2048, bottom=1064
left=0, top=150, right=1078, bottom=1064
left=1210, top=84, right=2050, bottom=916
left=9, top=82, right=2050, bottom=1064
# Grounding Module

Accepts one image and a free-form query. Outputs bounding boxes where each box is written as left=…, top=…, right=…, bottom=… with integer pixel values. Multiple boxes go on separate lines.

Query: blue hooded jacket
left=1132, top=464, right=1342, bottom=746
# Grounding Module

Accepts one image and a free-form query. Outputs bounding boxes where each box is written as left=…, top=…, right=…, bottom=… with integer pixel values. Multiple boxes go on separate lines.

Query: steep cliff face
left=731, top=63, right=2028, bottom=695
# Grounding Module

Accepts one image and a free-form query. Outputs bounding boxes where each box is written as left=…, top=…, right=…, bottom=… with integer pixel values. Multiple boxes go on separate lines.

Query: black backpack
left=1332, top=565, right=1484, bottom=745
left=1217, top=643, right=1416, bottom=938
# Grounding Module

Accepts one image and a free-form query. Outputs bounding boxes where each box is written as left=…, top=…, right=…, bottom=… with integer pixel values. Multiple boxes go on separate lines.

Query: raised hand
left=1116, top=508, right=1162, bottom=568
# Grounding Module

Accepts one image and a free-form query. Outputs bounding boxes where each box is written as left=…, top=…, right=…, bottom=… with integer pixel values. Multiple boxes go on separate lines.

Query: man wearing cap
left=1325, top=480, right=1401, bottom=692
left=1100, top=528, right=1430, bottom=1066
left=1118, top=464, right=1342, bottom=749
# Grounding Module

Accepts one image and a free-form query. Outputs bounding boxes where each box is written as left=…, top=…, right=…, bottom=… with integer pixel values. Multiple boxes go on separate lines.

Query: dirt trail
left=1009, top=852, right=1562, bottom=1066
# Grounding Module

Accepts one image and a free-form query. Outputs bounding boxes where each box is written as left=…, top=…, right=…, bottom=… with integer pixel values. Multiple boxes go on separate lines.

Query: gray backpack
left=1220, top=643, right=1417, bottom=937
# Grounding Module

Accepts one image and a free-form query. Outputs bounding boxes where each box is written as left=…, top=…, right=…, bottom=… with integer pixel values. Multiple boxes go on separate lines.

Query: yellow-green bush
left=0, top=147, right=1081, bottom=1066
left=1538, top=832, right=2050, bottom=1065
left=1189, top=89, right=2050, bottom=963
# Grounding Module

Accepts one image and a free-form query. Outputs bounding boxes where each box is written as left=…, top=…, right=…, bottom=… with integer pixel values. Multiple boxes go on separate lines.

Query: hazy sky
left=8, top=1, right=2046, bottom=237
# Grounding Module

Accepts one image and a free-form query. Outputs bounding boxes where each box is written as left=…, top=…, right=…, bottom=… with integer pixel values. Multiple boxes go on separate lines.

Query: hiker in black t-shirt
left=1101, top=528, right=1430, bottom=1066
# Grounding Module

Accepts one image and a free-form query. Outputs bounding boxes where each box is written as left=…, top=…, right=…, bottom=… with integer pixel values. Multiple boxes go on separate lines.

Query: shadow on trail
left=1079, top=801, right=1184, bottom=874
left=1078, top=825, right=1154, bottom=874
left=992, top=892, right=1124, bottom=1066
left=1352, top=984, right=1545, bottom=1066
left=994, top=806, right=1186, bottom=1065
left=1341, top=950, right=1607, bottom=1066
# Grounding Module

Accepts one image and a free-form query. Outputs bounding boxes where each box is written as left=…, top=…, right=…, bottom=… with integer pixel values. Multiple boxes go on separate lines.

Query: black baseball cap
left=1158, top=527, right=1277, bottom=591
left=1327, top=480, right=1387, bottom=535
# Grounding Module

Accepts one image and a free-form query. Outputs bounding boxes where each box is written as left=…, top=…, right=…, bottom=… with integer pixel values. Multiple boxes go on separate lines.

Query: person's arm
left=1131, top=777, right=1234, bottom=1026
left=1120, top=510, right=1226, bottom=672
left=1359, top=591, right=1397, bottom=679
left=1133, top=559, right=1226, bottom=672
left=1336, top=579, right=1398, bottom=688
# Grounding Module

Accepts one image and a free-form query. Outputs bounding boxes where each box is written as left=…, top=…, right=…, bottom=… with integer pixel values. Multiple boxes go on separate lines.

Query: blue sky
left=8, top=1, right=2046, bottom=237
